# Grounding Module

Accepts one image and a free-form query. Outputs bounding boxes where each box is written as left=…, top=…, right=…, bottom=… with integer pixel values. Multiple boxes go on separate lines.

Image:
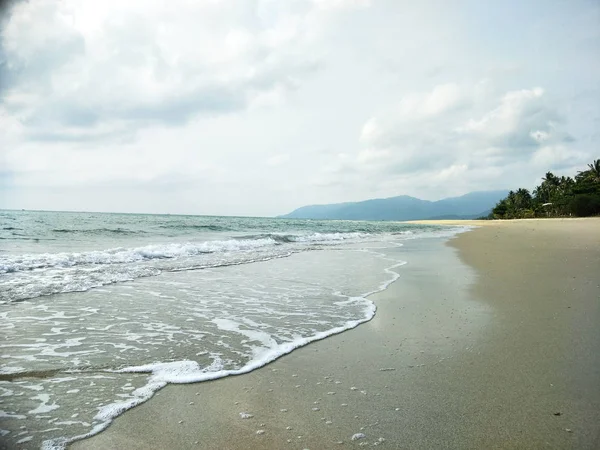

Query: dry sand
left=71, top=218, right=600, bottom=450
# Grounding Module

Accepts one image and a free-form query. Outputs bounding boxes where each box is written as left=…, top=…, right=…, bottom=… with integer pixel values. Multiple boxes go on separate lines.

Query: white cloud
left=530, top=145, right=587, bottom=170
left=405, top=83, right=463, bottom=118
left=360, top=83, right=463, bottom=134
left=313, top=0, right=371, bottom=10
left=459, top=87, right=554, bottom=146
left=315, top=82, right=588, bottom=199
left=265, top=153, right=290, bottom=166
left=1, top=0, right=365, bottom=142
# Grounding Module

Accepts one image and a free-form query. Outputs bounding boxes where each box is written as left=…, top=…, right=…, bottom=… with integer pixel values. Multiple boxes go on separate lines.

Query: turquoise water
left=0, top=211, right=467, bottom=449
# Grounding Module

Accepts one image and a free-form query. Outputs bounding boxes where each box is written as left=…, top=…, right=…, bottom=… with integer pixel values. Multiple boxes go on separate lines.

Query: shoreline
left=71, top=219, right=600, bottom=449
left=404, top=216, right=598, bottom=226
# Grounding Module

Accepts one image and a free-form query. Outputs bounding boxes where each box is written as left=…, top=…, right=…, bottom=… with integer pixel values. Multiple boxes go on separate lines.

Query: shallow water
left=0, top=211, right=468, bottom=449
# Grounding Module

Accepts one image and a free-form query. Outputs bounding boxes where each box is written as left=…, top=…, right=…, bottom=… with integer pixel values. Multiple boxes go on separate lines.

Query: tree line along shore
left=489, top=159, right=600, bottom=219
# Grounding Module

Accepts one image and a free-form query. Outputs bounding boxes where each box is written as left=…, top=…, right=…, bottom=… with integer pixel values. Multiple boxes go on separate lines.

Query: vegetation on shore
left=490, top=160, right=600, bottom=219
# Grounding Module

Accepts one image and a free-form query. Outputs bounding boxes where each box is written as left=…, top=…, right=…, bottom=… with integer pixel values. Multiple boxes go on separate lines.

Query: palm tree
left=492, top=199, right=509, bottom=218
left=505, top=190, right=517, bottom=217
left=535, top=172, right=560, bottom=204
left=576, top=159, right=600, bottom=183
left=542, top=172, right=560, bottom=187
left=533, top=185, right=549, bottom=204
left=558, top=176, right=575, bottom=195
left=587, top=159, right=600, bottom=182
left=514, top=188, right=532, bottom=210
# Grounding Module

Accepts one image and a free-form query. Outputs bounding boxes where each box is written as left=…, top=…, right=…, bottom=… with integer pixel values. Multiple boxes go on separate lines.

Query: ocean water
left=0, top=210, right=468, bottom=449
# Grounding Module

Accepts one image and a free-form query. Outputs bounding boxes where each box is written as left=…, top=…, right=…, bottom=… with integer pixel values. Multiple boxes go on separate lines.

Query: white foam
left=57, top=284, right=381, bottom=447
left=0, top=411, right=27, bottom=420
left=0, top=366, right=26, bottom=374
left=0, top=233, right=371, bottom=275
left=1, top=232, right=376, bottom=302
left=211, top=318, right=278, bottom=357
left=42, top=422, right=109, bottom=450
left=290, top=232, right=370, bottom=243
left=22, top=384, right=45, bottom=391
left=28, top=394, right=60, bottom=414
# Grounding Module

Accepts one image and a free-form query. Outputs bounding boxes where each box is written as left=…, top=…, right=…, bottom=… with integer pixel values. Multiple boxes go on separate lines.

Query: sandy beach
left=71, top=219, right=600, bottom=450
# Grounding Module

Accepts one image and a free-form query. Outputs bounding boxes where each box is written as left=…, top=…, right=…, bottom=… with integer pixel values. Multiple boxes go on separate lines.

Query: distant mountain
left=278, top=191, right=509, bottom=221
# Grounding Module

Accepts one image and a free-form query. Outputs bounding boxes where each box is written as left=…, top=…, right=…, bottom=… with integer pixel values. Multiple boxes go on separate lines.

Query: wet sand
left=71, top=219, right=600, bottom=449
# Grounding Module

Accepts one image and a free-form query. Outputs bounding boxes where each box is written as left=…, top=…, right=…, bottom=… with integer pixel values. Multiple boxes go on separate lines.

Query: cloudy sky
left=1, top=0, right=598, bottom=216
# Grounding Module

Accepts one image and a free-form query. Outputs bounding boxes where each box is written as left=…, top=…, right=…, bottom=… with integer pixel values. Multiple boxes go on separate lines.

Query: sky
left=0, top=0, right=598, bottom=216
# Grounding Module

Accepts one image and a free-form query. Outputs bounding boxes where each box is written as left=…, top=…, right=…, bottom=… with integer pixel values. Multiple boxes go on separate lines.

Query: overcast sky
left=1, top=0, right=598, bottom=216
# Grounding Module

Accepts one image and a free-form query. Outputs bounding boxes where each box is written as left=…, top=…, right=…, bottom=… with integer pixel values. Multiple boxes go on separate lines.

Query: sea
left=0, top=210, right=469, bottom=449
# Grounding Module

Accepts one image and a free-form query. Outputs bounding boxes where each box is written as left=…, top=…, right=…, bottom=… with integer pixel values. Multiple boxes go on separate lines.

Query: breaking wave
left=0, top=232, right=373, bottom=303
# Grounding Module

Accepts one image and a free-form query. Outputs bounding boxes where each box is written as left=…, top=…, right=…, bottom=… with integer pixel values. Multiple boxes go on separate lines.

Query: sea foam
left=1, top=232, right=374, bottom=303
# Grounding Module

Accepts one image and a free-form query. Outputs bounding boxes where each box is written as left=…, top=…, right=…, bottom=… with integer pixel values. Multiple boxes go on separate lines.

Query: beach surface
left=71, top=219, right=600, bottom=450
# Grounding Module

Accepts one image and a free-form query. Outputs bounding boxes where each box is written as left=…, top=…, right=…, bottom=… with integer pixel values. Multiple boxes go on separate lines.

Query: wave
left=158, top=224, right=231, bottom=232
left=1, top=252, right=296, bottom=304
left=0, top=237, right=57, bottom=241
left=0, top=232, right=369, bottom=275
left=0, top=232, right=374, bottom=302
left=1, top=240, right=262, bottom=274
left=51, top=228, right=144, bottom=235
left=236, top=232, right=370, bottom=244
